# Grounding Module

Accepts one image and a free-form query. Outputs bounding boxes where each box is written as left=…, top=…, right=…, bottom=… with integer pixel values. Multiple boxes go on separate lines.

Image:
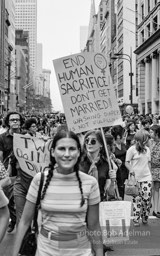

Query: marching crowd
left=0, top=111, right=160, bottom=255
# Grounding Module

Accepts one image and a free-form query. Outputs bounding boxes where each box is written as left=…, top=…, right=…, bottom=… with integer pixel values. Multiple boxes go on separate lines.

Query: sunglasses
left=85, top=138, right=97, bottom=145
left=9, top=118, right=20, bottom=122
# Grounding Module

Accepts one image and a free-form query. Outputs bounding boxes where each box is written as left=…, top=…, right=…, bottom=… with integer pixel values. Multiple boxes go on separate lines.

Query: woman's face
left=115, top=135, right=122, bottom=144
left=51, top=138, right=80, bottom=173
left=153, top=118, right=158, bottom=125
left=85, top=134, right=102, bottom=154
left=129, top=123, right=135, bottom=131
left=29, top=123, right=37, bottom=135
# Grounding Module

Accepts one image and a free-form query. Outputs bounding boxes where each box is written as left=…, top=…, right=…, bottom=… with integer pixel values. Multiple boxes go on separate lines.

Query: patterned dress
left=151, top=142, right=160, bottom=182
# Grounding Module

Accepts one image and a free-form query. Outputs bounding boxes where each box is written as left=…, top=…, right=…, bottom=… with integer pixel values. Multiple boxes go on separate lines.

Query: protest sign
left=99, top=201, right=131, bottom=244
left=53, top=52, right=122, bottom=133
left=13, top=134, right=52, bottom=177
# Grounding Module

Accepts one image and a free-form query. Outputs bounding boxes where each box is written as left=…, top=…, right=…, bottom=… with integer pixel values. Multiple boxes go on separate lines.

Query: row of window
left=140, top=15, right=158, bottom=43
left=141, top=0, right=158, bottom=20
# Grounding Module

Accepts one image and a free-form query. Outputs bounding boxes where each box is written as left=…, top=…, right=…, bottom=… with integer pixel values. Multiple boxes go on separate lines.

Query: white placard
left=99, top=201, right=131, bottom=244
left=53, top=52, right=122, bottom=133
left=13, top=134, right=52, bottom=177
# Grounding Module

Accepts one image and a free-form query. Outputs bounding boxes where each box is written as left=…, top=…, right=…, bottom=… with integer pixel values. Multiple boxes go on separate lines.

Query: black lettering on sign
left=32, top=139, right=46, bottom=153
left=25, top=161, right=39, bottom=173
left=20, top=137, right=32, bottom=149
left=58, top=65, right=94, bottom=84
left=70, top=99, right=112, bottom=117
left=16, top=148, right=23, bottom=158
left=63, top=55, right=85, bottom=69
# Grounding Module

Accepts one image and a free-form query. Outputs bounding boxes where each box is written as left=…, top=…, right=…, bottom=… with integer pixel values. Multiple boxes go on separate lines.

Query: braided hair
left=41, top=130, right=85, bottom=207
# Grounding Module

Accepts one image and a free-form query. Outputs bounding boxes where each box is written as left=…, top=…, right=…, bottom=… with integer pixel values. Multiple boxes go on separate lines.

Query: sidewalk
left=1, top=218, right=160, bottom=256
left=107, top=218, right=160, bottom=256
left=0, top=229, right=16, bottom=256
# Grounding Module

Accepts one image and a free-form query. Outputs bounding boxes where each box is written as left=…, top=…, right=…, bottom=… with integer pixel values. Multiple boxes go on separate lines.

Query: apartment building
left=135, top=0, right=160, bottom=114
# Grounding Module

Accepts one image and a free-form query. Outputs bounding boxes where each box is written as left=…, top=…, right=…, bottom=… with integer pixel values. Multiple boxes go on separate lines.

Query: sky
left=37, top=0, right=100, bottom=112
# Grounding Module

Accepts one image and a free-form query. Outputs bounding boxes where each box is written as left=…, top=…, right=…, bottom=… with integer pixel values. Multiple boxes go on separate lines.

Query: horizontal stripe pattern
left=26, top=170, right=100, bottom=234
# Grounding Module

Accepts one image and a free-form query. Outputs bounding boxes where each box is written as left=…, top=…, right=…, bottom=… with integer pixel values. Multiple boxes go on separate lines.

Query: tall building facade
left=135, top=0, right=160, bottom=115
left=111, top=0, right=137, bottom=112
left=15, top=29, right=30, bottom=112
left=5, top=0, right=16, bottom=111
left=84, top=0, right=137, bottom=114
left=35, top=43, right=43, bottom=96
left=15, top=0, right=37, bottom=73
left=42, top=69, right=51, bottom=98
left=85, top=0, right=100, bottom=52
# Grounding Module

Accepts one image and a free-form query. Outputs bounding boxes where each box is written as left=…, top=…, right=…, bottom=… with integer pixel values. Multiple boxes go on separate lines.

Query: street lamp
left=111, top=53, right=133, bottom=105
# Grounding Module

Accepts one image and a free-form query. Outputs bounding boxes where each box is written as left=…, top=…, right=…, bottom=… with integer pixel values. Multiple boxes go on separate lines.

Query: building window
left=118, top=62, right=123, bottom=73
left=153, top=16, right=158, bottom=32
left=118, top=75, right=123, bottom=84
left=117, top=20, right=123, bottom=34
left=147, top=23, right=151, bottom=37
left=118, top=34, right=123, bottom=47
left=117, top=7, right=123, bottom=22
left=141, top=4, right=144, bottom=19
left=147, top=0, right=150, bottom=13
left=118, top=89, right=123, bottom=98
left=141, top=30, right=144, bottom=43
left=117, top=0, right=122, bottom=9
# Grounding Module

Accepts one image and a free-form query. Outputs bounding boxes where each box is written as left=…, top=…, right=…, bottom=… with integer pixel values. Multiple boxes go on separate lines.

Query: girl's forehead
left=56, top=137, right=77, bottom=145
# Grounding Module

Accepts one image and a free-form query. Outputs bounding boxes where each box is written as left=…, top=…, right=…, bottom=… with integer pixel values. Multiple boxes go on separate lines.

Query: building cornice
left=134, top=28, right=160, bottom=55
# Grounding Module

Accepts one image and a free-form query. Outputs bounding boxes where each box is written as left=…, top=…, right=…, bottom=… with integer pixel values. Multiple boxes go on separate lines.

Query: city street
left=0, top=217, right=160, bottom=256
left=108, top=217, right=160, bottom=256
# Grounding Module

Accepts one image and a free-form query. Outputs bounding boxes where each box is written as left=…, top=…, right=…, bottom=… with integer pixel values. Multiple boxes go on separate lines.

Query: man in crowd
left=0, top=112, right=24, bottom=233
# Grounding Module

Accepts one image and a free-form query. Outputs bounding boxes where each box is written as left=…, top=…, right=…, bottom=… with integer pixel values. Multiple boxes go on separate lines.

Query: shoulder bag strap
left=33, top=172, right=44, bottom=232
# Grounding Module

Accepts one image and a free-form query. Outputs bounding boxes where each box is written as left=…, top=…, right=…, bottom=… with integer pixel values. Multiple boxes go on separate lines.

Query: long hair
left=83, top=129, right=106, bottom=158
left=126, top=121, right=136, bottom=135
left=135, top=129, right=150, bottom=153
left=41, top=130, right=85, bottom=207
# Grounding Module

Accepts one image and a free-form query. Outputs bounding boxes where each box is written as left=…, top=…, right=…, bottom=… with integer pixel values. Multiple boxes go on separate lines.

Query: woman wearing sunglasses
left=80, top=130, right=116, bottom=202
left=79, top=130, right=117, bottom=253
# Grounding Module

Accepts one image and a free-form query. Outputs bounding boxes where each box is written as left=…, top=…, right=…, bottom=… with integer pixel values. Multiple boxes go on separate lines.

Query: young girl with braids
left=12, top=130, right=103, bottom=256
left=125, top=129, right=152, bottom=226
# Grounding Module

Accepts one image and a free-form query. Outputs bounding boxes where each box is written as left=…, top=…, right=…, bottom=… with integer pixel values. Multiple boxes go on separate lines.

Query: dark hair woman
left=125, top=121, right=137, bottom=149
left=12, top=130, right=103, bottom=256
left=24, top=117, right=38, bottom=137
left=79, top=129, right=112, bottom=201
